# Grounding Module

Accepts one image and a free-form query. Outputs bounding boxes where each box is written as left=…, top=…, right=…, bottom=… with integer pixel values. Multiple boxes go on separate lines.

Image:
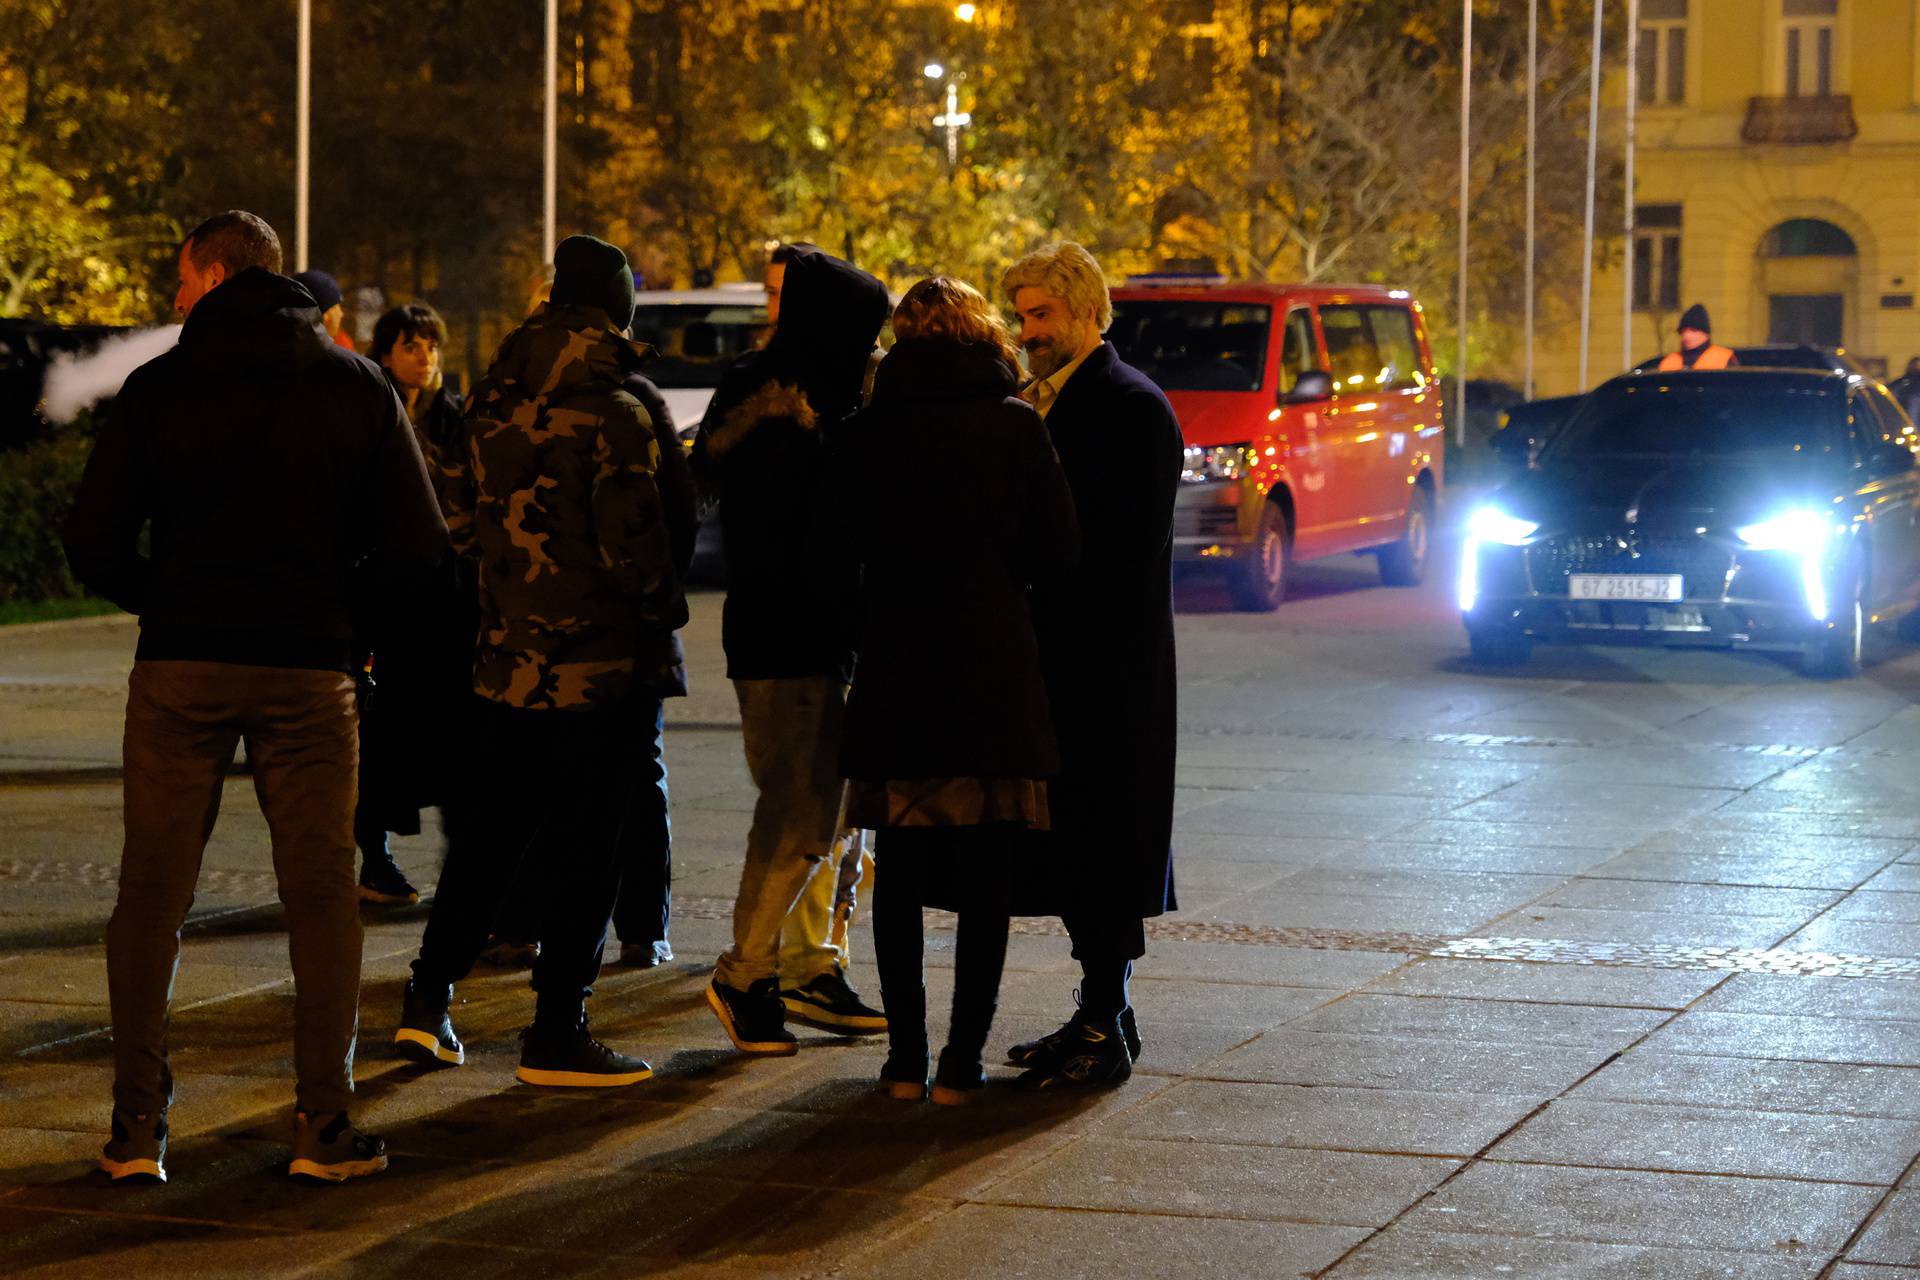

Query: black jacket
left=1028, top=342, right=1184, bottom=918
left=830, top=338, right=1080, bottom=782
left=624, top=369, right=698, bottom=694
left=693, top=249, right=890, bottom=680
left=62, top=268, right=447, bottom=672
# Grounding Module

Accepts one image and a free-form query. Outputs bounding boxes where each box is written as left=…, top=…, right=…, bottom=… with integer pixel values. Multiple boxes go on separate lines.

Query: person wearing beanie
left=390, top=232, right=693, bottom=1087
left=293, top=270, right=354, bottom=351
left=1658, top=303, right=1737, bottom=371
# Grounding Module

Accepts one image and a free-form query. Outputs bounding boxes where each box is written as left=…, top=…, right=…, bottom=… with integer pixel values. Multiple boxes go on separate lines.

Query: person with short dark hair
left=294, top=270, right=354, bottom=351
left=351, top=302, right=469, bottom=907
left=1659, top=303, right=1737, bottom=371
left=62, top=210, right=447, bottom=1182
left=391, top=234, right=687, bottom=1087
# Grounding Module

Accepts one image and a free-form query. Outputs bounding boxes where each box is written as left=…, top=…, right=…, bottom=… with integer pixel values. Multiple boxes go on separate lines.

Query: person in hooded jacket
left=350, top=302, right=469, bottom=907
left=826, top=277, right=1080, bottom=1102
left=391, top=234, right=688, bottom=1089
left=62, top=211, right=447, bottom=1183
left=692, top=245, right=891, bottom=1055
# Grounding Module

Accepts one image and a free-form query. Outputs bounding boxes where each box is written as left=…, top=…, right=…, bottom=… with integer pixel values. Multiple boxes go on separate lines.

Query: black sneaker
left=879, top=1046, right=930, bottom=1101
left=706, top=977, right=798, bottom=1056
left=357, top=854, right=419, bottom=906
left=289, top=1111, right=387, bottom=1182
left=516, top=1018, right=653, bottom=1087
left=393, top=979, right=464, bottom=1066
left=100, top=1109, right=167, bottom=1182
left=1007, top=1003, right=1141, bottom=1067
left=930, top=1045, right=986, bottom=1107
left=615, top=939, right=673, bottom=969
left=781, top=970, right=887, bottom=1034
left=1014, top=1016, right=1133, bottom=1092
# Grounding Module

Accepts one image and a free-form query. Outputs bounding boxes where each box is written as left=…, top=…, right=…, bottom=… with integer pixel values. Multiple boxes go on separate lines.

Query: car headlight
left=1734, top=510, right=1830, bottom=552
left=1182, top=444, right=1248, bottom=484
left=1734, top=509, right=1833, bottom=621
left=1466, top=506, right=1540, bottom=546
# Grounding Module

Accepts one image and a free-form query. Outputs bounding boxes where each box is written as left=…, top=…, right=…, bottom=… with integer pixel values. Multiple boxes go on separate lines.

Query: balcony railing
left=1742, top=95, right=1858, bottom=144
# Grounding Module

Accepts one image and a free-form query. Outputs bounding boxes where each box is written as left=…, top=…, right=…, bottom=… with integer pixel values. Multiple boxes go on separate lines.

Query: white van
left=628, top=284, right=769, bottom=430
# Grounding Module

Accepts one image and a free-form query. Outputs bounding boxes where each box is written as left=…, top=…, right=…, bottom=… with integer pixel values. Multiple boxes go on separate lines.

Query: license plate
left=1569, top=574, right=1683, bottom=602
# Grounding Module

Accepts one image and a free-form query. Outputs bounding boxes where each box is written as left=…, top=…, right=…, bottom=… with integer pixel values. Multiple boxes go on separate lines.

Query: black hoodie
left=693, top=249, right=889, bottom=680
left=62, top=267, right=448, bottom=671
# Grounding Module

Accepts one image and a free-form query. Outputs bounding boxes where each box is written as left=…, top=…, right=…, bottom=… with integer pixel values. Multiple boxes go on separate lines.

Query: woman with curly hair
left=825, top=276, right=1081, bottom=1103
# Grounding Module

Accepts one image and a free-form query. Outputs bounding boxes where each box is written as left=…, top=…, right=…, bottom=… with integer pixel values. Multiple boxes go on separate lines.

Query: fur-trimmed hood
left=705, top=379, right=818, bottom=460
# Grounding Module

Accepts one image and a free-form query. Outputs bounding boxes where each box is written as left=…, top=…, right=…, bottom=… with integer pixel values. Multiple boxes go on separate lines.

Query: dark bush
left=0, top=413, right=95, bottom=605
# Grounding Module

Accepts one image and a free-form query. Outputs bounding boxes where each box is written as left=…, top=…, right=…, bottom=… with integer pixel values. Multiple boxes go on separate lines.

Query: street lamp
left=923, top=64, right=971, bottom=169
left=954, top=3, right=977, bottom=20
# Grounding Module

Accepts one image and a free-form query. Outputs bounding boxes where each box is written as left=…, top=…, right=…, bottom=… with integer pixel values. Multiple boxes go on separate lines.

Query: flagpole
left=1578, top=0, right=1605, bottom=390
left=295, top=0, right=311, bottom=272
left=543, top=0, right=558, bottom=263
left=1524, top=0, right=1537, bottom=399
left=1456, top=0, right=1472, bottom=449
left=1623, top=0, right=1640, bottom=372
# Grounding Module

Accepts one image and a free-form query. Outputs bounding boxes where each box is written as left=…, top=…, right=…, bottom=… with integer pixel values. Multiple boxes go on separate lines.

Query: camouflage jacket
left=439, top=302, right=689, bottom=710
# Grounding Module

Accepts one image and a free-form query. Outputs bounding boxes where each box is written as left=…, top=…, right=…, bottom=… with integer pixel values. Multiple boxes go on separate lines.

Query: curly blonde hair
left=1001, top=241, right=1111, bottom=332
left=891, top=276, right=1022, bottom=368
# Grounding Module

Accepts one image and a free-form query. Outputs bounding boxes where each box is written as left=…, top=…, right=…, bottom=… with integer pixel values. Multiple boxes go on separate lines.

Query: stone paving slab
left=1570, top=1051, right=1920, bottom=1120
left=1852, top=1187, right=1920, bottom=1266
left=1327, top=1227, right=1823, bottom=1279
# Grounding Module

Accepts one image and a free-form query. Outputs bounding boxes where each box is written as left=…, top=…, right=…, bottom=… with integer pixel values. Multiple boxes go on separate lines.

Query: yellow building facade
left=1536, top=0, right=1920, bottom=394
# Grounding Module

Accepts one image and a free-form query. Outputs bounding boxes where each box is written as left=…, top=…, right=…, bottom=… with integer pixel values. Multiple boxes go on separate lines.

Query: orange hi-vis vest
left=1659, top=344, right=1735, bottom=371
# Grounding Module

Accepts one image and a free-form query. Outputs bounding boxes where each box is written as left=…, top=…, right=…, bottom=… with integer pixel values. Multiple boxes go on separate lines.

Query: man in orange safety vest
left=1658, top=303, right=1737, bottom=371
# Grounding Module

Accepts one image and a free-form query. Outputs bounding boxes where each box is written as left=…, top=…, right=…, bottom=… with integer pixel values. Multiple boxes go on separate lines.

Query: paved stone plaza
left=2, top=544, right=1918, bottom=1277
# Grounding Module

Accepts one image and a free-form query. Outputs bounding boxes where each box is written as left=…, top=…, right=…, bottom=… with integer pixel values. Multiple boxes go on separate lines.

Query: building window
left=1782, top=0, right=1838, bottom=97
left=1634, top=205, right=1683, bottom=312
left=1638, top=0, right=1687, bottom=105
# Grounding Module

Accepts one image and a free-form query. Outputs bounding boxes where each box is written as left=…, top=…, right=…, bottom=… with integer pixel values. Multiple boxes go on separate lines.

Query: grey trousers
left=109, top=660, right=362, bottom=1117
left=714, top=677, right=847, bottom=988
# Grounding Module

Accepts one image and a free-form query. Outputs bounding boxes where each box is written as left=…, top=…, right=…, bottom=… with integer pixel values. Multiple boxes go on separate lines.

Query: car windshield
left=1544, top=379, right=1850, bottom=462
left=629, top=303, right=767, bottom=389
left=1108, top=301, right=1271, bottom=392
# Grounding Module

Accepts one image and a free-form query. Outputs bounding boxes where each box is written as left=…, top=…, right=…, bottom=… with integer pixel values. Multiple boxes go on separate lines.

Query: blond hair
left=891, top=276, right=1022, bottom=368
left=1001, top=241, right=1111, bottom=332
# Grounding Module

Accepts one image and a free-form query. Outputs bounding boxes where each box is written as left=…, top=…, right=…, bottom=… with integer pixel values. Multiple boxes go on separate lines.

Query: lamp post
left=543, top=0, right=558, bottom=263
left=295, top=0, right=310, bottom=272
left=924, top=63, right=971, bottom=170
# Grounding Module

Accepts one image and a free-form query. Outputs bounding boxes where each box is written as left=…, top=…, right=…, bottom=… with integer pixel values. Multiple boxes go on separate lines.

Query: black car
left=1459, top=369, right=1920, bottom=677
left=1633, top=343, right=1870, bottom=377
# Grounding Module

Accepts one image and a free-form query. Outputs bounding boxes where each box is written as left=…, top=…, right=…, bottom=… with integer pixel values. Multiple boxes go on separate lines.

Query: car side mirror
left=1283, top=370, right=1334, bottom=405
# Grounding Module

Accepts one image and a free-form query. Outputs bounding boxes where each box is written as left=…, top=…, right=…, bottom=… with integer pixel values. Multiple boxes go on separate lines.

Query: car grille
left=1526, top=534, right=1734, bottom=598
left=1176, top=504, right=1241, bottom=541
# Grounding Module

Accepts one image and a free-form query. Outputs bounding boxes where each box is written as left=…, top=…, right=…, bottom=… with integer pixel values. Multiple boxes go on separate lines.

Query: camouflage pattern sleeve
left=594, top=399, right=690, bottom=635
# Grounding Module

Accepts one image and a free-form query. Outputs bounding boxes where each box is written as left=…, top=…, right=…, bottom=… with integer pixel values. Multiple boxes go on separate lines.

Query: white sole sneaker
left=393, top=1026, right=464, bottom=1065
left=514, top=1062, right=654, bottom=1088
left=781, top=996, right=887, bottom=1034
left=99, top=1155, right=166, bottom=1182
left=288, top=1154, right=388, bottom=1182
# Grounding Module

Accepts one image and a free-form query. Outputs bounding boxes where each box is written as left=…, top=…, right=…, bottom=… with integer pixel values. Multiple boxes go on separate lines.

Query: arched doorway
left=1758, top=218, right=1858, bottom=347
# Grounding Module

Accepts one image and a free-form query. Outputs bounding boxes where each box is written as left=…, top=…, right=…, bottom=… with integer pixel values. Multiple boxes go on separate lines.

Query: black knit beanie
left=550, top=234, right=636, bottom=331
left=293, top=269, right=342, bottom=312
left=1678, top=303, right=1711, bottom=334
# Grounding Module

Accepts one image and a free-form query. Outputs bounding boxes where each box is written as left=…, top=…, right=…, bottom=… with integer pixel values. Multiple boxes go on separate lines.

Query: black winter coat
left=693, top=249, right=890, bottom=680
left=61, top=268, right=447, bottom=672
left=1028, top=342, right=1184, bottom=919
left=830, top=339, right=1080, bottom=783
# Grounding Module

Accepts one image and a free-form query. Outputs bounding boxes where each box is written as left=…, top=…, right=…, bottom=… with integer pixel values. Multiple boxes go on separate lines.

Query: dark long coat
left=830, top=338, right=1081, bottom=783
left=1026, top=341, right=1183, bottom=919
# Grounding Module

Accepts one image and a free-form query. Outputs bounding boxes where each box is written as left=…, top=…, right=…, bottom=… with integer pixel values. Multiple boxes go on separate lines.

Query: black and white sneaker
left=707, top=976, right=798, bottom=1056
left=289, top=1111, right=387, bottom=1182
left=356, top=854, right=419, bottom=906
left=100, top=1109, right=167, bottom=1183
left=516, top=1018, right=653, bottom=1087
left=1007, top=1003, right=1141, bottom=1067
left=1014, top=1016, right=1134, bottom=1092
left=393, top=979, right=464, bottom=1066
left=781, top=970, right=887, bottom=1034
